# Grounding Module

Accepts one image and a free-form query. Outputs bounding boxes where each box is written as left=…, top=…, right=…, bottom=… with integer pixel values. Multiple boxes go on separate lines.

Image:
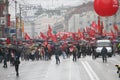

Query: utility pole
left=74, top=15, right=76, bottom=32
left=114, top=14, right=117, bottom=35
left=19, top=4, right=22, bottom=39
left=31, top=22, right=35, bottom=39
left=15, top=0, right=17, bottom=41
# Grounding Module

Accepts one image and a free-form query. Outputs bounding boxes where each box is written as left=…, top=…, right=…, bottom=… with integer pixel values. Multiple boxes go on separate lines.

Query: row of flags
left=24, top=19, right=119, bottom=42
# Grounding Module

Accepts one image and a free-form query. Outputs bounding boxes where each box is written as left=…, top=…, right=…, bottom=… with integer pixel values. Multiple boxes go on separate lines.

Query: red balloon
left=94, top=0, right=119, bottom=16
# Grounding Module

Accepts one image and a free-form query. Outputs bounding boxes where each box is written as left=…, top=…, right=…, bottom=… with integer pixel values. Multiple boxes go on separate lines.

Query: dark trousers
left=55, top=55, right=60, bottom=64
left=3, top=58, right=7, bottom=68
left=15, top=64, right=19, bottom=76
left=102, top=55, right=107, bottom=63
left=73, top=54, right=77, bottom=61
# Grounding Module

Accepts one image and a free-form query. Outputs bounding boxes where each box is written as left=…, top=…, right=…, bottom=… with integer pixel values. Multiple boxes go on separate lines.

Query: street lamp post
left=15, top=0, right=17, bottom=41
left=19, top=4, right=22, bottom=39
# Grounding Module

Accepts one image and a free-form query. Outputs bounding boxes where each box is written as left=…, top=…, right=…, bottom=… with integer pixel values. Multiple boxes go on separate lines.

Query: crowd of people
left=0, top=45, right=21, bottom=76
left=0, top=40, right=119, bottom=76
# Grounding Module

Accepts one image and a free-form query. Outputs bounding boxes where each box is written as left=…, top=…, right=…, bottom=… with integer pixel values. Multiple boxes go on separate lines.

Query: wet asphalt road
left=0, top=55, right=120, bottom=80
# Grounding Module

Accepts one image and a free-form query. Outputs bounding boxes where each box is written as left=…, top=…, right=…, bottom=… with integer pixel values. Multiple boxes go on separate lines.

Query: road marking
left=81, top=61, right=100, bottom=80
left=85, top=61, right=100, bottom=80
left=44, top=57, right=55, bottom=78
left=82, top=61, right=94, bottom=80
left=69, top=58, right=72, bottom=80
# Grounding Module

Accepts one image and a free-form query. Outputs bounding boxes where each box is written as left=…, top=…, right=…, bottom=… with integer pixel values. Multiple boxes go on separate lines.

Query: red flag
left=91, top=21, right=98, bottom=29
left=61, top=34, right=68, bottom=40
left=78, top=29, right=82, bottom=38
left=47, top=25, right=52, bottom=37
left=72, top=33, right=76, bottom=40
left=48, top=24, right=52, bottom=32
left=72, top=32, right=80, bottom=40
left=40, top=32, right=47, bottom=40
left=24, top=33, right=31, bottom=40
left=110, top=30, right=116, bottom=40
left=77, top=29, right=84, bottom=39
left=47, top=31, right=52, bottom=37
left=51, top=34, right=57, bottom=42
left=103, top=30, right=108, bottom=36
left=88, top=28, right=96, bottom=37
left=113, top=24, right=119, bottom=32
left=6, top=38, right=10, bottom=44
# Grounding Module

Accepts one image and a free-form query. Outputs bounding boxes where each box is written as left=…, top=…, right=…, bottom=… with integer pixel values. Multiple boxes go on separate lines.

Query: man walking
left=55, top=46, right=60, bottom=64
left=3, top=47, right=9, bottom=68
left=14, top=46, right=21, bottom=76
left=101, top=46, right=107, bottom=63
left=14, top=55, right=20, bottom=76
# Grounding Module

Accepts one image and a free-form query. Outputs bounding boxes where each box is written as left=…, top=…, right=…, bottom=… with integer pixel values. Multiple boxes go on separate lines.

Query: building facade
left=0, top=0, right=9, bottom=38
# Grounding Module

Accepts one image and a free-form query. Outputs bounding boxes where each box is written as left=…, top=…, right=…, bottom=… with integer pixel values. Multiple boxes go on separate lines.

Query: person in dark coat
left=101, top=46, right=107, bottom=63
left=81, top=44, right=86, bottom=57
left=14, top=46, right=21, bottom=76
left=14, top=56, right=20, bottom=76
left=77, top=44, right=81, bottom=58
left=10, top=49, right=15, bottom=66
left=72, top=46, right=78, bottom=62
left=54, top=46, right=60, bottom=64
left=3, top=47, right=9, bottom=68
left=0, top=48, right=3, bottom=63
left=44, top=45, right=49, bottom=61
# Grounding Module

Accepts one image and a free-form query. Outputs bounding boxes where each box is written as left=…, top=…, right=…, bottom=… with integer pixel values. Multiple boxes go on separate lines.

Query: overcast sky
left=17, top=0, right=93, bottom=8
left=9, top=0, right=93, bottom=20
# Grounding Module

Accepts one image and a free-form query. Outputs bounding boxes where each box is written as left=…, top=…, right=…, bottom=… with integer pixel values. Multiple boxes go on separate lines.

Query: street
left=0, top=55, right=120, bottom=80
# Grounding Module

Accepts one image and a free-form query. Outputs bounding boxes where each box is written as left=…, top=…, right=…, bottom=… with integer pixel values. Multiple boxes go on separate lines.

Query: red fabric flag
left=24, top=33, right=31, bottom=40
left=91, top=21, right=98, bottom=29
left=44, top=41, right=48, bottom=46
left=48, top=24, right=52, bottom=32
left=77, top=29, right=85, bottom=39
left=40, top=32, right=47, bottom=40
left=72, top=33, right=76, bottom=40
left=110, top=30, right=116, bottom=40
left=6, top=38, right=11, bottom=44
left=51, top=34, right=57, bottom=42
left=102, top=30, right=108, bottom=36
left=47, top=30, right=52, bottom=38
left=61, top=34, right=68, bottom=40
left=88, top=28, right=96, bottom=37
left=47, top=25, right=52, bottom=37
left=113, top=24, right=119, bottom=32
left=72, top=33, right=80, bottom=40
left=78, top=29, right=82, bottom=38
